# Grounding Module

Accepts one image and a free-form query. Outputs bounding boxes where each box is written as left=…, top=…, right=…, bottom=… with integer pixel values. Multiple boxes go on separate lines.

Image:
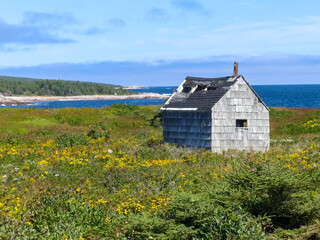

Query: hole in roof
left=182, top=87, right=191, bottom=93
left=195, top=85, right=206, bottom=91
left=207, top=86, right=217, bottom=91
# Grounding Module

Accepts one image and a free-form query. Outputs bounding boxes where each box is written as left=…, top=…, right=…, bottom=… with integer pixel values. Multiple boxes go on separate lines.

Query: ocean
left=1, top=85, right=320, bottom=109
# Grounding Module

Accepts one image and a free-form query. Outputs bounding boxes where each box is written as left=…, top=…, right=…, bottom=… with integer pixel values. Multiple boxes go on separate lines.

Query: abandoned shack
left=161, top=62, right=270, bottom=152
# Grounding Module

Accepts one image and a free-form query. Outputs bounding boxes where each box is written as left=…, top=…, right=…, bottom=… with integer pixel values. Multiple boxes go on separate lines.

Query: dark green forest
left=0, top=76, right=132, bottom=96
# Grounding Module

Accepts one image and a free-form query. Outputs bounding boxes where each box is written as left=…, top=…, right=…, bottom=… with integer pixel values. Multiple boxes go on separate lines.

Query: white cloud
left=178, top=16, right=320, bottom=55
left=1, top=53, right=319, bottom=85
left=171, top=0, right=210, bottom=15
left=0, top=19, right=74, bottom=45
left=22, top=11, right=78, bottom=28
left=145, top=7, right=169, bottom=22
left=106, top=18, right=126, bottom=28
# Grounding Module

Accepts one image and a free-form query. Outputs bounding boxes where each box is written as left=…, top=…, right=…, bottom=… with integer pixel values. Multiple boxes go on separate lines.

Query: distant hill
left=0, top=76, right=132, bottom=96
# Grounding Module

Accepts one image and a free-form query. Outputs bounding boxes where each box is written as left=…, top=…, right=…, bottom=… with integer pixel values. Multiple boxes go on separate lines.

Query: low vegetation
left=0, top=75, right=132, bottom=96
left=0, top=106, right=319, bottom=239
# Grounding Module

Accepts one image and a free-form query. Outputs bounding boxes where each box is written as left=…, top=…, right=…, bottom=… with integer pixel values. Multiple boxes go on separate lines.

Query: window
left=236, top=119, right=247, bottom=127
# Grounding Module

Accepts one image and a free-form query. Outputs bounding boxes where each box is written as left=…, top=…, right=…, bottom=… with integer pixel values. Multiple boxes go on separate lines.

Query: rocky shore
left=0, top=93, right=31, bottom=106
left=0, top=93, right=168, bottom=106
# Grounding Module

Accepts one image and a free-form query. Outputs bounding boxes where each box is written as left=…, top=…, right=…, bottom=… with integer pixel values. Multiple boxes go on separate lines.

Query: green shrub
left=35, top=129, right=52, bottom=136
left=108, top=104, right=139, bottom=116
left=226, top=166, right=320, bottom=230
left=123, top=192, right=265, bottom=239
left=53, top=114, right=84, bottom=126
left=145, top=136, right=163, bottom=147
left=6, top=135, right=25, bottom=145
left=148, top=110, right=162, bottom=127
left=98, top=121, right=110, bottom=131
left=87, top=127, right=109, bottom=140
left=7, top=189, right=114, bottom=239
left=55, top=132, right=90, bottom=148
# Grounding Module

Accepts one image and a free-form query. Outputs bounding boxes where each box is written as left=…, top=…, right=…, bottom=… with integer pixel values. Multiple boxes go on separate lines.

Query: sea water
left=1, top=85, right=320, bottom=109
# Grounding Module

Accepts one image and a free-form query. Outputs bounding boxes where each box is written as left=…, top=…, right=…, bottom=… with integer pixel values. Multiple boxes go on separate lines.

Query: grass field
left=0, top=105, right=319, bottom=239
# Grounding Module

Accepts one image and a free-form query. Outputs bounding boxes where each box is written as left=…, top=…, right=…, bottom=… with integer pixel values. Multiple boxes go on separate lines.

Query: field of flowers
left=0, top=105, right=320, bottom=239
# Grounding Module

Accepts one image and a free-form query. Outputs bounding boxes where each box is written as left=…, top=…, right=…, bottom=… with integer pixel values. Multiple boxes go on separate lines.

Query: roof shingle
left=163, top=75, right=238, bottom=110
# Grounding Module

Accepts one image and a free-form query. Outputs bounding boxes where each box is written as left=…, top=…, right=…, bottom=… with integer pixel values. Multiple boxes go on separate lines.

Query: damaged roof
left=162, top=75, right=239, bottom=110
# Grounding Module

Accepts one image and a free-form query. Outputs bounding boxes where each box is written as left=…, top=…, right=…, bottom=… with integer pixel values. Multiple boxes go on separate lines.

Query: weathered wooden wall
left=211, top=77, right=270, bottom=152
left=162, top=110, right=212, bottom=149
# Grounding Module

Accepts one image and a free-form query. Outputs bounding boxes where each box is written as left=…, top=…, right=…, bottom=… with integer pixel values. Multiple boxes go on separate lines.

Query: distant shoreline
left=123, top=85, right=147, bottom=89
left=0, top=93, right=168, bottom=105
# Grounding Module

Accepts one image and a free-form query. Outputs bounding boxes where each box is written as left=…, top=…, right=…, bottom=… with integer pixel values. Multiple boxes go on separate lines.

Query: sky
left=0, top=0, right=320, bottom=86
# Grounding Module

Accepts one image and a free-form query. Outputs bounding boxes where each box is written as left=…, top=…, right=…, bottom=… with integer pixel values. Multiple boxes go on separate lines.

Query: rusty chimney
left=233, top=61, right=238, bottom=76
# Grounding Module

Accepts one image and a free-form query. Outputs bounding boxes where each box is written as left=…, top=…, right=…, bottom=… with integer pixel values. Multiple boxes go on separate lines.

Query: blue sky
left=0, top=0, right=320, bottom=86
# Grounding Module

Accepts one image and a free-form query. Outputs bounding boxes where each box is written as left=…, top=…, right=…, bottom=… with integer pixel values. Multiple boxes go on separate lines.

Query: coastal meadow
left=0, top=105, right=320, bottom=239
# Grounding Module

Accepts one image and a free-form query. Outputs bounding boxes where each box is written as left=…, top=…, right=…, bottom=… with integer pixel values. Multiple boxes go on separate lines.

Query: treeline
left=0, top=76, right=132, bottom=96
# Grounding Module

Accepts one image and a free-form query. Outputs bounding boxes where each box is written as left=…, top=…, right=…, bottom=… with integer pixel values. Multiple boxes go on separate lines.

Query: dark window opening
left=182, top=87, right=191, bottom=93
left=207, top=86, right=217, bottom=91
left=236, top=119, right=247, bottom=127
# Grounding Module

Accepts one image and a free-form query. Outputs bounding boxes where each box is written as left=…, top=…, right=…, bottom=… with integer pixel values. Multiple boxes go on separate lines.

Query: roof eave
left=161, top=107, right=199, bottom=111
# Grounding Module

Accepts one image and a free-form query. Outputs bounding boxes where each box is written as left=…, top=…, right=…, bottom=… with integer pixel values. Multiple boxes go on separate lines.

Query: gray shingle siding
left=163, top=110, right=211, bottom=149
left=162, top=75, right=270, bottom=152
